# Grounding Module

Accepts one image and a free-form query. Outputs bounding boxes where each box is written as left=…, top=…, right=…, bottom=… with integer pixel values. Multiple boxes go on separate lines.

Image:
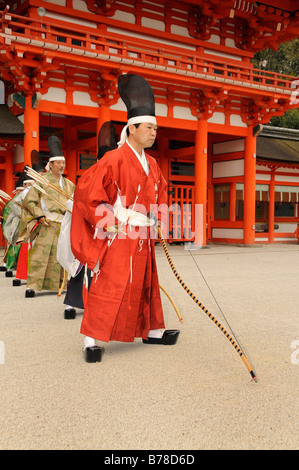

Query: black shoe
left=25, top=288, right=35, bottom=298
left=64, top=308, right=76, bottom=319
left=0, top=266, right=7, bottom=272
left=5, top=270, right=13, bottom=278
left=143, top=329, right=180, bottom=345
left=83, top=346, right=105, bottom=363
left=13, top=279, right=21, bottom=286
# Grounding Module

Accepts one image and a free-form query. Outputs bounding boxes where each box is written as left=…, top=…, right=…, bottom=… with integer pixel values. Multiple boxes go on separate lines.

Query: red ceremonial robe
left=15, top=242, right=31, bottom=280
left=71, top=143, right=167, bottom=343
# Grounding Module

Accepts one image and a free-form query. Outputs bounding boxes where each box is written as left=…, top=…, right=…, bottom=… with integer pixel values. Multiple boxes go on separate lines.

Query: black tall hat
left=97, top=122, right=117, bottom=160
left=118, top=74, right=156, bottom=120
left=48, top=135, right=64, bottom=158
left=22, top=165, right=34, bottom=185
left=47, top=136, right=65, bottom=171
left=117, top=74, right=157, bottom=147
left=32, top=163, right=45, bottom=173
left=30, top=149, right=40, bottom=166
left=30, top=149, right=45, bottom=173
left=14, top=173, right=25, bottom=191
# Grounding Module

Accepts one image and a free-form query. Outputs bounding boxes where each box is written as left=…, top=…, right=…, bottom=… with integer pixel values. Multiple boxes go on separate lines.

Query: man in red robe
left=71, top=74, right=179, bottom=362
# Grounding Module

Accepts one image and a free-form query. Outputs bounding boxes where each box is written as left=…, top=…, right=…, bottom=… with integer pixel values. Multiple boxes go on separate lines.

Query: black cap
left=14, top=173, right=25, bottom=190
left=48, top=135, right=64, bottom=158
left=32, top=163, right=45, bottom=173
left=97, top=122, right=117, bottom=160
left=118, top=74, right=155, bottom=120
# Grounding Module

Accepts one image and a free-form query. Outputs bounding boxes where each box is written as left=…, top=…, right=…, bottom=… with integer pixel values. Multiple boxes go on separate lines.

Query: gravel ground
left=0, top=243, right=298, bottom=450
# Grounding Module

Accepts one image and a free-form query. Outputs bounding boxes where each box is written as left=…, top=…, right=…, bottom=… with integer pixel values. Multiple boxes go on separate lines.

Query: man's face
left=23, top=181, right=33, bottom=189
left=50, top=159, right=65, bottom=176
left=129, top=122, right=157, bottom=150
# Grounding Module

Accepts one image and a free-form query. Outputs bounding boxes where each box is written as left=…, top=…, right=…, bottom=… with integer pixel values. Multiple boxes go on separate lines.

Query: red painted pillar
left=268, top=168, right=275, bottom=243
left=230, top=181, right=236, bottom=222
left=243, top=129, right=256, bottom=244
left=65, top=117, right=77, bottom=184
left=194, top=119, right=208, bottom=246
left=206, top=133, right=213, bottom=242
left=24, top=94, right=39, bottom=167
left=157, top=134, right=169, bottom=183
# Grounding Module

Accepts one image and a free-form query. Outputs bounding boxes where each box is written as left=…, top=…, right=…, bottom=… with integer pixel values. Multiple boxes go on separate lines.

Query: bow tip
left=250, top=371, right=257, bottom=383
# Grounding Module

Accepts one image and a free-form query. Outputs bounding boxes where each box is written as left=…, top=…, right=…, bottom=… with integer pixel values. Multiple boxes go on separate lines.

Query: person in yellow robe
left=21, top=136, right=75, bottom=297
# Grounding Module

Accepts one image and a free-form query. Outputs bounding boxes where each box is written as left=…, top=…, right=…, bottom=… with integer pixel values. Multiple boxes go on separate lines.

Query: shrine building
left=0, top=0, right=299, bottom=246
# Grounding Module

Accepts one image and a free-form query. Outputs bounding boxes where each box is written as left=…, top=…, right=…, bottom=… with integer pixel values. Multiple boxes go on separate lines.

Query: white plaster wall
left=212, top=228, right=244, bottom=239
left=42, top=87, right=66, bottom=103
left=213, top=159, right=244, bottom=178
left=73, top=91, right=98, bottom=107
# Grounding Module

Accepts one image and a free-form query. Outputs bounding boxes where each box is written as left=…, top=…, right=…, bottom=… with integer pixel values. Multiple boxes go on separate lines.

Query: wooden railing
left=0, top=10, right=297, bottom=94
left=168, top=184, right=195, bottom=242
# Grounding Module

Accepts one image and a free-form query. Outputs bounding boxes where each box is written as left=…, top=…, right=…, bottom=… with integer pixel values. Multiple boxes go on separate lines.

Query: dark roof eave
left=260, top=125, right=299, bottom=141
left=0, top=105, right=24, bottom=136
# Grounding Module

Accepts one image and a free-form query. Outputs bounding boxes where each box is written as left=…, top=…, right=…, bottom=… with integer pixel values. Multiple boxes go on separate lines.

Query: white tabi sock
left=148, top=329, right=164, bottom=339
left=65, top=305, right=75, bottom=310
left=84, top=336, right=96, bottom=350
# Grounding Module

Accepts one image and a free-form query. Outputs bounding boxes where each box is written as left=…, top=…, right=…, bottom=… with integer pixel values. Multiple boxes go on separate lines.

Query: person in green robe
left=21, top=136, right=75, bottom=297
left=1, top=175, right=24, bottom=275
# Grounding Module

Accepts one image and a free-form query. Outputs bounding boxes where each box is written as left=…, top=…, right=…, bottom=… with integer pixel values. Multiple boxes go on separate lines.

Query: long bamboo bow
left=159, top=283, right=183, bottom=323
left=0, top=190, right=22, bottom=208
left=157, top=225, right=257, bottom=383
